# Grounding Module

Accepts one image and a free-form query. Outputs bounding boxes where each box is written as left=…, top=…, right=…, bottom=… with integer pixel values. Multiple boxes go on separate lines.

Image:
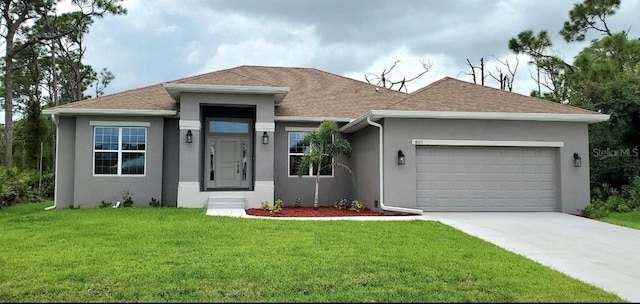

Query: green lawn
left=600, top=209, right=640, bottom=230
left=0, top=202, right=624, bottom=302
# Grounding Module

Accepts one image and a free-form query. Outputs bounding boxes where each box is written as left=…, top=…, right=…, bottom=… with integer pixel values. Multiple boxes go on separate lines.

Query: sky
left=2, top=0, right=640, bottom=122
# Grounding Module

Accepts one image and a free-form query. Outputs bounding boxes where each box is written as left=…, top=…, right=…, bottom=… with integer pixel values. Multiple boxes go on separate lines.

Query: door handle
left=237, top=161, right=239, bottom=173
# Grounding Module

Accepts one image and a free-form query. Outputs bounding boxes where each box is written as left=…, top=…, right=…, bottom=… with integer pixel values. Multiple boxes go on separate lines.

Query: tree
left=488, top=56, right=519, bottom=92
left=508, top=29, right=572, bottom=102
left=297, top=120, right=353, bottom=209
left=560, top=0, right=620, bottom=42
left=365, top=59, right=432, bottom=92
left=1, top=0, right=126, bottom=167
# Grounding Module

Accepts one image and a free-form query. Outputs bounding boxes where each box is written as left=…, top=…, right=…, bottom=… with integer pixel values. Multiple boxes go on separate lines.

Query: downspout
left=45, top=113, right=59, bottom=211
left=366, top=116, right=423, bottom=215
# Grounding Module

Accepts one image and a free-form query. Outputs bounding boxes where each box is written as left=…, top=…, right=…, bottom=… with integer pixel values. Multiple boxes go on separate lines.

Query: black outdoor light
left=262, top=131, right=269, bottom=145
left=573, top=152, right=582, bottom=167
left=186, top=130, right=193, bottom=144
left=397, top=150, right=405, bottom=165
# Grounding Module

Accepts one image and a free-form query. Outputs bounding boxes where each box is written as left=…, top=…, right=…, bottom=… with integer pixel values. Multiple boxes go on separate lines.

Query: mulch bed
left=245, top=206, right=414, bottom=217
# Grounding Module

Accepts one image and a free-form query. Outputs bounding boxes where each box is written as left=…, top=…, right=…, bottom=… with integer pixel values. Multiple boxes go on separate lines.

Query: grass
left=600, top=209, right=640, bottom=230
left=0, top=202, right=624, bottom=302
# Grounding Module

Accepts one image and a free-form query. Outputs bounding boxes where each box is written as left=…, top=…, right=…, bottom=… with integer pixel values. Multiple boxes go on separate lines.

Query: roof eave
left=163, top=83, right=290, bottom=104
left=42, top=108, right=178, bottom=117
left=339, top=110, right=611, bottom=133
left=275, top=116, right=353, bottom=123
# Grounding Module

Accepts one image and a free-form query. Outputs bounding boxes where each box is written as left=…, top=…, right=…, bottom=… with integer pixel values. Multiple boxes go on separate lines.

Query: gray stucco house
left=42, top=65, right=609, bottom=214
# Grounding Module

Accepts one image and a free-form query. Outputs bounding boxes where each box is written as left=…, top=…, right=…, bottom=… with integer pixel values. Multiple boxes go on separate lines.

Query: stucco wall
left=72, top=116, right=165, bottom=208
left=273, top=121, right=354, bottom=206
left=162, top=118, right=179, bottom=207
left=54, top=116, right=76, bottom=209
left=382, top=118, right=591, bottom=214
left=176, top=93, right=276, bottom=208
left=350, top=125, right=380, bottom=211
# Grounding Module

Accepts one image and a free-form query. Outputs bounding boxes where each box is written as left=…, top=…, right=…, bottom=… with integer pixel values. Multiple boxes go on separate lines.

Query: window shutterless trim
left=93, top=126, right=147, bottom=177
left=287, top=131, right=334, bottom=178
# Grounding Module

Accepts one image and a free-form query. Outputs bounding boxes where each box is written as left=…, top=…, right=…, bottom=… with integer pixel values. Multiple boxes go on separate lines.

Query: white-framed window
left=93, top=126, right=147, bottom=176
left=288, top=131, right=333, bottom=177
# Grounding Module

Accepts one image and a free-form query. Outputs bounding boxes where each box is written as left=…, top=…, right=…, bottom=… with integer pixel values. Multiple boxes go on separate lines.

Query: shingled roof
left=52, top=65, right=408, bottom=118
left=385, top=77, right=596, bottom=114
left=50, top=65, right=598, bottom=118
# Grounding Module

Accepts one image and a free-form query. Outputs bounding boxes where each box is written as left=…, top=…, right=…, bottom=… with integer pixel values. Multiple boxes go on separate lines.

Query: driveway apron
left=424, top=212, right=640, bottom=302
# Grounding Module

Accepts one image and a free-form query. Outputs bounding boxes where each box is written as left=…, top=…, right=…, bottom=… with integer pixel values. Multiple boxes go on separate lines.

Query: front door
left=204, top=118, right=252, bottom=190
left=216, top=138, right=242, bottom=188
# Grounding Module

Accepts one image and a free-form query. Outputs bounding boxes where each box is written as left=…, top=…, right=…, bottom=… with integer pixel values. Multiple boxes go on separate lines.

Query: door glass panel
left=242, top=139, right=248, bottom=181
left=209, top=141, right=215, bottom=181
left=209, top=121, right=249, bottom=133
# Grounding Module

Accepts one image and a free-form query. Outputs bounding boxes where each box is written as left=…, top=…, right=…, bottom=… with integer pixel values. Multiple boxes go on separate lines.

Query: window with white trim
left=94, top=127, right=146, bottom=175
left=288, top=131, right=333, bottom=177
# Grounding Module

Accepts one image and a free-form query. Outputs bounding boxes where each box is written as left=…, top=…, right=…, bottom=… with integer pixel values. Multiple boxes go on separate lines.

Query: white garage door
left=416, top=146, right=557, bottom=211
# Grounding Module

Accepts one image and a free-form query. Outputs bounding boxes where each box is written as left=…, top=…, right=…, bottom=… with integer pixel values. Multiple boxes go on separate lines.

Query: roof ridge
left=227, top=67, right=280, bottom=87
left=443, top=77, right=599, bottom=112
left=383, top=76, right=450, bottom=109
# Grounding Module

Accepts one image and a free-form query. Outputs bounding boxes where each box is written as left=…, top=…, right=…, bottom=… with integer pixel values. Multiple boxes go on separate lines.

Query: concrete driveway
left=424, top=212, right=640, bottom=302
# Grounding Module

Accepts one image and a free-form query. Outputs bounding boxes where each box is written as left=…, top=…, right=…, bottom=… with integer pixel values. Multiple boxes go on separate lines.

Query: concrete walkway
left=424, top=212, right=640, bottom=302
left=207, top=210, right=640, bottom=301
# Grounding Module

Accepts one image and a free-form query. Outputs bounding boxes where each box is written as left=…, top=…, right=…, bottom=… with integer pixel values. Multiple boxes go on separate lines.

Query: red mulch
left=245, top=206, right=413, bottom=217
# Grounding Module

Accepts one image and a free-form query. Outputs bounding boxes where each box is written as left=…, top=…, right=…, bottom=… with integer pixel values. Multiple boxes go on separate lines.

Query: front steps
left=205, top=196, right=247, bottom=217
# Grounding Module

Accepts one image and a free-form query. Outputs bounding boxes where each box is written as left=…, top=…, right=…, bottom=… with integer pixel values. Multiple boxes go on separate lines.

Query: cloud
left=4, top=0, right=640, bottom=108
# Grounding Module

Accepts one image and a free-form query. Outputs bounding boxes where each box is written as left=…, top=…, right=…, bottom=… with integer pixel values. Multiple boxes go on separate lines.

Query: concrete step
left=207, top=197, right=245, bottom=210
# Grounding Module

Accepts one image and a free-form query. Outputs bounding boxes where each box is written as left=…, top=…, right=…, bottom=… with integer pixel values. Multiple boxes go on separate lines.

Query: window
left=209, top=121, right=249, bottom=133
left=288, top=131, right=333, bottom=177
left=94, top=127, right=146, bottom=175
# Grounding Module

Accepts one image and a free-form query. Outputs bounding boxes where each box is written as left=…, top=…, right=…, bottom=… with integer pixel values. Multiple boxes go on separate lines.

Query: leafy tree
left=508, top=30, right=572, bottom=102
left=1, top=0, right=126, bottom=167
left=297, top=121, right=353, bottom=209
left=560, top=0, right=620, bottom=42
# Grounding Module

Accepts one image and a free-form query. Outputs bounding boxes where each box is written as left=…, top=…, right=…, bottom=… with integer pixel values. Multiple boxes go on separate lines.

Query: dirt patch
left=245, top=206, right=414, bottom=217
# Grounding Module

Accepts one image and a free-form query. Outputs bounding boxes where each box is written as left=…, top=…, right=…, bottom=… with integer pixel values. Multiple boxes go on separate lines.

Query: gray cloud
left=4, top=0, right=639, bottom=123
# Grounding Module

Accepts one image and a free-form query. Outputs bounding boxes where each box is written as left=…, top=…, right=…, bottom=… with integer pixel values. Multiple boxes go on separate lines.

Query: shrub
left=350, top=200, right=363, bottom=213
left=99, top=200, right=112, bottom=208
left=121, top=190, right=134, bottom=207
left=294, top=197, right=302, bottom=208
left=334, top=198, right=348, bottom=210
left=149, top=197, right=161, bottom=207
left=269, top=198, right=283, bottom=214
left=261, top=200, right=270, bottom=210
left=0, top=167, right=53, bottom=208
left=581, top=203, right=610, bottom=219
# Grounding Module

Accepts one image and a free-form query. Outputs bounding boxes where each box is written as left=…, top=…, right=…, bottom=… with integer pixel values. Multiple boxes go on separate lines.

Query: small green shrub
left=269, top=199, right=283, bottom=214
left=261, top=201, right=270, bottom=210
left=603, top=195, right=627, bottom=212
left=617, top=204, right=632, bottom=213
left=294, top=197, right=302, bottom=208
left=581, top=203, right=610, bottom=219
left=334, top=198, right=348, bottom=210
left=149, top=197, right=161, bottom=207
left=350, top=200, right=363, bottom=213
left=99, top=200, right=112, bottom=208
left=121, top=190, right=134, bottom=207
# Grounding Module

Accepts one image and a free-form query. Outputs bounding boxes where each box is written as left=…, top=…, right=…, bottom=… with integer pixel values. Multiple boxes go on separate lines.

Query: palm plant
left=297, top=120, right=353, bottom=209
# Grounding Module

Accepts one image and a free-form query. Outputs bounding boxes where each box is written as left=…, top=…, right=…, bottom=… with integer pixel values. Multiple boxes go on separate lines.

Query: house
left=42, top=65, right=609, bottom=214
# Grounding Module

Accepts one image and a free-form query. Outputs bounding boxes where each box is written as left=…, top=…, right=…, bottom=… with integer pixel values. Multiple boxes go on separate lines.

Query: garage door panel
left=416, top=146, right=557, bottom=212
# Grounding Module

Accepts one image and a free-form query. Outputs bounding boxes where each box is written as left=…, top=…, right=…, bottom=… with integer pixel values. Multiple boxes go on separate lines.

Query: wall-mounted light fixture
left=397, top=150, right=405, bottom=165
left=573, top=152, right=582, bottom=167
left=186, top=130, right=193, bottom=144
left=262, top=131, right=269, bottom=145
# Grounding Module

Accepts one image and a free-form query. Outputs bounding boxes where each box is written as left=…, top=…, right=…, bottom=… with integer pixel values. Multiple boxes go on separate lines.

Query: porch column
left=177, top=119, right=201, bottom=207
